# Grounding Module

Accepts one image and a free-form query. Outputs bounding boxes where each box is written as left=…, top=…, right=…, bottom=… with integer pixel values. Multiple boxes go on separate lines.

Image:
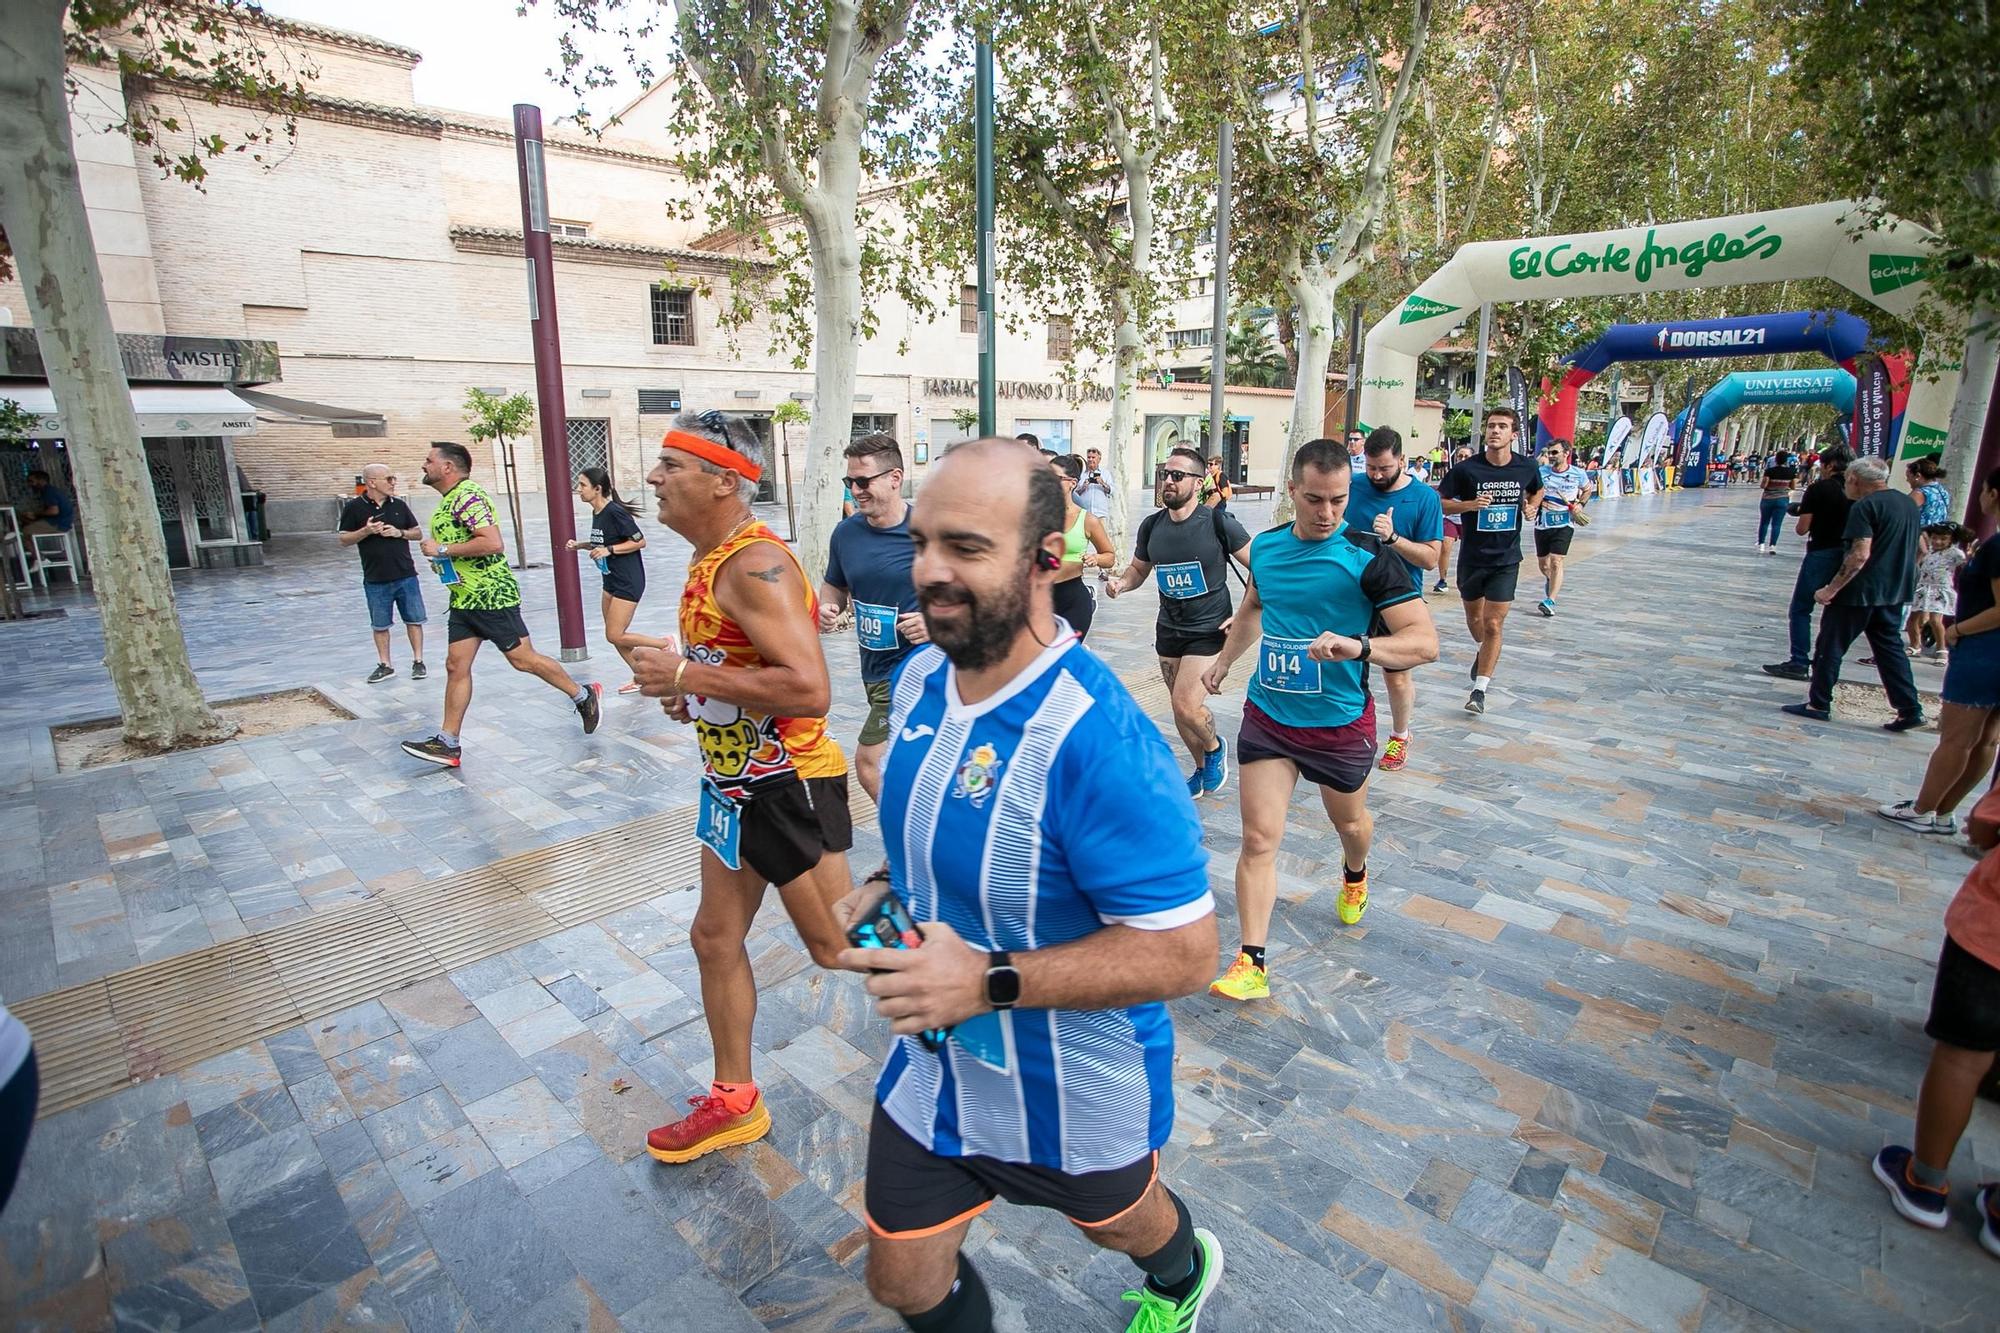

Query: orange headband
left=662, top=428, right=763, bottom=483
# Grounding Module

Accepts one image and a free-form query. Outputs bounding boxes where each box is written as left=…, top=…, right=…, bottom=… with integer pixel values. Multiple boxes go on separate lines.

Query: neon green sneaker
left=1122, top=1227, right=1223, bottom=1331
left=1207, top=953, right=1268, bottom=1001
left=1338, top=873, right=1369, bottom=926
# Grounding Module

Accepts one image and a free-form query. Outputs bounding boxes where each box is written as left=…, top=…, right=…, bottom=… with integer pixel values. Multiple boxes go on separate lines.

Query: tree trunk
left=793, top=196, right=862, bottom=586
left=1275, top=256, right=1337, bottom=522
left=1943, top=297, right=1996, bottom=520
left=0, top=0, right=232, bottom=749
left=1105, top=292, right=1140, bottom=550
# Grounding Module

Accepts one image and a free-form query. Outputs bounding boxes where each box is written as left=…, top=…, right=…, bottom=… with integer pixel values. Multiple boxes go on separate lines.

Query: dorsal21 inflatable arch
left=1354, top=200, right=1960, bottom=471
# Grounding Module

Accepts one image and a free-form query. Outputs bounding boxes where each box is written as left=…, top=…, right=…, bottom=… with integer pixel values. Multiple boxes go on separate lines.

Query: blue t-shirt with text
left=1247, top=522, right=1421, bottom=729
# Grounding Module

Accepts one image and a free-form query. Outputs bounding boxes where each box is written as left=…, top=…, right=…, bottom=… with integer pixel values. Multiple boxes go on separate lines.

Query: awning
left=1, top=384, right=260, bottom=438
left=234, top=388, right=385, bottom=435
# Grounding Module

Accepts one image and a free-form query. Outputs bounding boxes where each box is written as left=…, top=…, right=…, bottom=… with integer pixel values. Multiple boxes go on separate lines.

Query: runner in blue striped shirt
left=837, top=438, right=1224, bottom=1333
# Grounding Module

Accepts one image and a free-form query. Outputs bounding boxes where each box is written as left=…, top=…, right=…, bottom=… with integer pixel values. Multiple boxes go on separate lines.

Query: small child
left=1874, top=784, right=2000, bottom=1255
left=1910, top=524, right=1968, bottom=659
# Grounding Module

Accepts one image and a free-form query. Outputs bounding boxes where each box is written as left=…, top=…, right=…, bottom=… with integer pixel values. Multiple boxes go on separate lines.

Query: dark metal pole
left=975, top=39, right=997, bottom=436
left=1343, top=302, right=1363, bottom=432
left=1210, top=120, right=1231, bottom=471
left=512, top=104, right=585, bottom=661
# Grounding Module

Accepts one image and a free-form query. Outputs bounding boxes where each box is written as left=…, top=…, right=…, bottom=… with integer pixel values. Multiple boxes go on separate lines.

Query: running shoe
left=1877, top=800, right=1954, bottom=833
left=1872, top=1146, right=1948, bottom=1229
left=1433, top=579, right=1448, bottom=593
left=1121, top=1227, right=1223, bottom=1332
left=401, top=736, right=462, bottom=768
left=1186, top=769, right=1205, bottom=799
left=366, top=663, right=395, bottom=684
left=1465, top=688, right=1486, bottom=714
left=411, top=660, right=428, bottom=680
left=1760, top=661, right=1809, bottom=680
left=1338, top=873, right=1369, bottom=926
left=1979, top=1183, right=2000, bottom=1258
left=1208, top=953, right=1268, bottom=1001
left=646, top=1091, right=772, bottom=1164
left=1537, top=599, right=1555, bottom=618
left=618, top=680, right=643, bottom=694
left=1378, top=735, right=1409, bottom=771
left=577, top=682, right=603, bottom=734
left=1199, top=743, right=1229, bottom=797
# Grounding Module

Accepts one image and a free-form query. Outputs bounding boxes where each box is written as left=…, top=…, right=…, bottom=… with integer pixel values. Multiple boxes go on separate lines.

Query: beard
left=1368, top=471, right=1401, bottom=492
left=919, top=560, right=1032, bottom=671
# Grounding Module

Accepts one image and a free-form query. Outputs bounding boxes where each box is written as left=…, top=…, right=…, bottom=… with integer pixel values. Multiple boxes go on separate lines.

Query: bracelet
left=864, top=867, right=891, bottom=886
left=672, top=659, right=689, bottom=691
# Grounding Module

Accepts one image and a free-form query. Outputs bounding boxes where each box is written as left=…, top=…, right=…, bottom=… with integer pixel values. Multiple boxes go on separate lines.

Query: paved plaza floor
left=1, top=485, right=1993, bottom=1331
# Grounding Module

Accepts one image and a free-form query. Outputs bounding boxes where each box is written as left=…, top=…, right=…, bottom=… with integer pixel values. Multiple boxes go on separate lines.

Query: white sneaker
left=1755, top=543, right=1766, bottom=554
left=1877, top=800, right=1951, bottom=833
left=1765, top=547, right=1778, bottom=556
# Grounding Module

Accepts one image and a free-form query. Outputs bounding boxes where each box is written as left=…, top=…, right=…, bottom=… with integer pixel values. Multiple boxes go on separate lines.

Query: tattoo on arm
left=744, top=564, right=785, bottom=584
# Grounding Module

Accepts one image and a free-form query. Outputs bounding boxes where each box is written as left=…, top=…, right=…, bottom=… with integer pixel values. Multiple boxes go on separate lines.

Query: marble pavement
left=0, top=483, right=1993, bottom=1330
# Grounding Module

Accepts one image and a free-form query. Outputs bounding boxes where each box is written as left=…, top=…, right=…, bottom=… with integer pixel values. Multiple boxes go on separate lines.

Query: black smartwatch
left=1355, top=634, right=1372, bottom=662
left=985, top=951, right=1021, bottom=1010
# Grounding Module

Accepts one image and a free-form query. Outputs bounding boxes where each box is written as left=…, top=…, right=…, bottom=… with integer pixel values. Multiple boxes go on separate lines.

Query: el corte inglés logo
left=1509, top=224, right=1782, bottom=285
left=1398, top=295, right=1460, bottom=325
left=1867, top=254, right=1932, bottom=296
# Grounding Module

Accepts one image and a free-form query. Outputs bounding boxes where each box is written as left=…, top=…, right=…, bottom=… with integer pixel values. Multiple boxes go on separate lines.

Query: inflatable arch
left=1537, top=309, right=1875, bottom=450
left=1671, top=368, right=1857, bottom=449
left=1354, top=201, right=1961, bottom=474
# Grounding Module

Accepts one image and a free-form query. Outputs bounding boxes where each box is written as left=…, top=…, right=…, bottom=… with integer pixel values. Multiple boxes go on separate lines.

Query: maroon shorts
left=1236, top=698, right=1378, bottom=794
left=1443, top=516, right=1462, bottom=538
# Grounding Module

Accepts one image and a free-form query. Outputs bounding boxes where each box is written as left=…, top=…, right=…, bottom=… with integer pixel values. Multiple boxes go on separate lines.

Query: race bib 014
left=1256, top=636, right=1322, bottom=695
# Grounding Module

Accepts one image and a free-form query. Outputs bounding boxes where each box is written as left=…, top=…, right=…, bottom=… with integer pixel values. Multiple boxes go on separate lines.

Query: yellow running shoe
left=1208, top=952, right=1269, bottom=1001
left=1338, top=873, right=1369, bottom=926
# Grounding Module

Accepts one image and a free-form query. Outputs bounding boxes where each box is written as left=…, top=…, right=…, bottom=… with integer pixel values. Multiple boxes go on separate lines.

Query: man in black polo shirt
left=1105, top=446, right=1252, bottom=797
left=1783, top=455, right=1925, bottom=730
left=1438, top=407, right=1543, bottom=714
left=338, top=463, right=428, bottom=683
left=1763, top=444, right=1853, bottom=680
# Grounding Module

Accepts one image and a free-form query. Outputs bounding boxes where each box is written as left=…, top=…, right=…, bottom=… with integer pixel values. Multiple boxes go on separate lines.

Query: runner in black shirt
left=338, top=463, right=428, bottom=683
left=1105, top=445, right=1251, bottom=797
left=1762, top=445, right=1852, bottom=680
left=1437, top=408, right=1543, bottom=714
left=565, top=467, right=649, bottom=694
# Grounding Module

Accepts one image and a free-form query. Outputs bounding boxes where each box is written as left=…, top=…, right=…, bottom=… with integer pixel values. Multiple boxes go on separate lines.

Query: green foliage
left=542, top=0, right=958, bottom=361
left=769, top=399, right=810, bottom=427
left=0, top=397, right=37, bottom=446
left=1782, top=0, right=1999, bottom=327
left=462, top=388, right=536, bottom=443
left=64, top=2, right=317, bottom=185
left=1225, top=319, right=1289, bottom=388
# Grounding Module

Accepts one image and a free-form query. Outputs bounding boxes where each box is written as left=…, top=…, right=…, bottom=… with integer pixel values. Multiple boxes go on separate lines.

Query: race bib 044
left=1154, top=561, right=1209, bottom=600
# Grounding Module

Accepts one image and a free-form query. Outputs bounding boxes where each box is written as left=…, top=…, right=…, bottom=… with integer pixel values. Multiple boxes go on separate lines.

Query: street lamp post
left=975, top=38, right=997, bottom=437
left=511, top=103, right=586, bottom=662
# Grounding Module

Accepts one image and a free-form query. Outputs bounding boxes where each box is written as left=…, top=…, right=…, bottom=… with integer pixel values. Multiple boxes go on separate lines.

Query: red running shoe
left=645, top=1091, right=772, bottom=1164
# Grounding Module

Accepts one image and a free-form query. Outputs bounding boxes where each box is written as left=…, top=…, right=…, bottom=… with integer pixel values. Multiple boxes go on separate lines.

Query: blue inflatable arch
left=1671, top=368, right=1856, bottom=446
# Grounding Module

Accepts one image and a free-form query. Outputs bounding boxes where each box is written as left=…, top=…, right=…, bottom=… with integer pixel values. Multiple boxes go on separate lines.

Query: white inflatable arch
left=1355, top=201, right=1961, bottom=466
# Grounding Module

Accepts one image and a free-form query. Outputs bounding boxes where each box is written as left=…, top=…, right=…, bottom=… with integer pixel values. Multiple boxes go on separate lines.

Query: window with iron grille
left=567, top=419, right=610, bottom=477
left=1047, top=318, right=1074, bottom=361
left=959, top=284, right=978, bottom=334
left=650, top=286, right=695, bottom=345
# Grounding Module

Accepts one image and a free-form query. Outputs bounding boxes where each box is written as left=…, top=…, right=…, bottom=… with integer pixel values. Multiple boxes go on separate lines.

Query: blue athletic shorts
left=364, top=575, right=427, bottom=630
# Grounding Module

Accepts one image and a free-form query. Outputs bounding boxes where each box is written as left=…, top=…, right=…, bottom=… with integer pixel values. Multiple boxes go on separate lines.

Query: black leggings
left=0, top=1051, right=38, bottom=1216
left=1052, top=578, right=1095, bottom=640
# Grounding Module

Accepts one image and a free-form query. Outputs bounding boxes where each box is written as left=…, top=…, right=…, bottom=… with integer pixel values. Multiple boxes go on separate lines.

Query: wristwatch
left=1355, top=634, right=1373, bottom=662
left=985, top=951, right=1021, bottom=1010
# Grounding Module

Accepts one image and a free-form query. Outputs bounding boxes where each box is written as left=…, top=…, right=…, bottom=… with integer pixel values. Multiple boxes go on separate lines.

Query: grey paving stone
left=414, top=1169, right=579, bottom=1327
left=223, top=1163, right=375, bottom=1323
left=415, top=1015, right=532, bottom=1105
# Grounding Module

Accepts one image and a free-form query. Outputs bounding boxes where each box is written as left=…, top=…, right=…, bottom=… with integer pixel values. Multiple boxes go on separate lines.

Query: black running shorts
left=1534, top=527, right=1575, bottom=558
left=737, top=776, right=853, bottom=888
left=1156, top=625, right=1227, bottom=660
left=447, top=606, right=530, bottom=652
left=864, top=1104, right=1156, bottom=1239
left=1456, top=560, right=1520, bottom=604
left=1925, top=934, right=2000, bottom=1053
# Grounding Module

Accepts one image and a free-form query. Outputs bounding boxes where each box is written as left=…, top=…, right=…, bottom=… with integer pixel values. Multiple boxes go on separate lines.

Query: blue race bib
left=1154, top=561, right=1209, bottom=600
left=1538, top=505, right=1571, bottom=530
left=854, top=601, right=900, bottom=653
left=1477, top=504, right=1519, bottom=532
left=1257, top=636, right=1322, bottom=694
left=698, top=779, right=743, bottom=870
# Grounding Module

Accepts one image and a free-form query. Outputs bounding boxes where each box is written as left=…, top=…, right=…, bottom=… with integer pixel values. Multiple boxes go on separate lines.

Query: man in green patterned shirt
left=401, top=442, right=601, bottom=767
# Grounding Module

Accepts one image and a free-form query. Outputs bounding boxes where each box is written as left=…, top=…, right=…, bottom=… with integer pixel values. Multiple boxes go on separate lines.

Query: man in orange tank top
left=629, top=410, right=855, bottom=1164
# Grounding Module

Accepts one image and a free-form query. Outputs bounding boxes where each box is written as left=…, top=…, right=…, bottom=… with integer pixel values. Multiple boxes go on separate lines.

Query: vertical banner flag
left=1851, top=352, right=1891, bottom=459
left=1507, top=367, right=1530, bottom=451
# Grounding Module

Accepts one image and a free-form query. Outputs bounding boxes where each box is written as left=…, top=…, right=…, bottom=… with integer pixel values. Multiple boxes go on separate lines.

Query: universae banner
left=1851, top=352, right=1892, bottom=459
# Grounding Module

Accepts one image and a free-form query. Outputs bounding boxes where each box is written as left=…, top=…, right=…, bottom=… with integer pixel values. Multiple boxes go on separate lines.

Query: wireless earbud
left=1037, top=549, right=1061, bottom=571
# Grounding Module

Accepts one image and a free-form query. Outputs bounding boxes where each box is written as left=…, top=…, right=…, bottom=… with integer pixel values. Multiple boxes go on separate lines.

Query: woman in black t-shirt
left=567, top=468, right=649, bottom=693
left=1757, top=453, right=1799, bottom=554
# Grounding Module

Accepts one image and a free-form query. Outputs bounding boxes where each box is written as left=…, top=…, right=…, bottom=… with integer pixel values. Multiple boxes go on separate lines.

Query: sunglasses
left=846, top=467, right=899, bottom=492
left=1156, top=467, right=1201, bottom=483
